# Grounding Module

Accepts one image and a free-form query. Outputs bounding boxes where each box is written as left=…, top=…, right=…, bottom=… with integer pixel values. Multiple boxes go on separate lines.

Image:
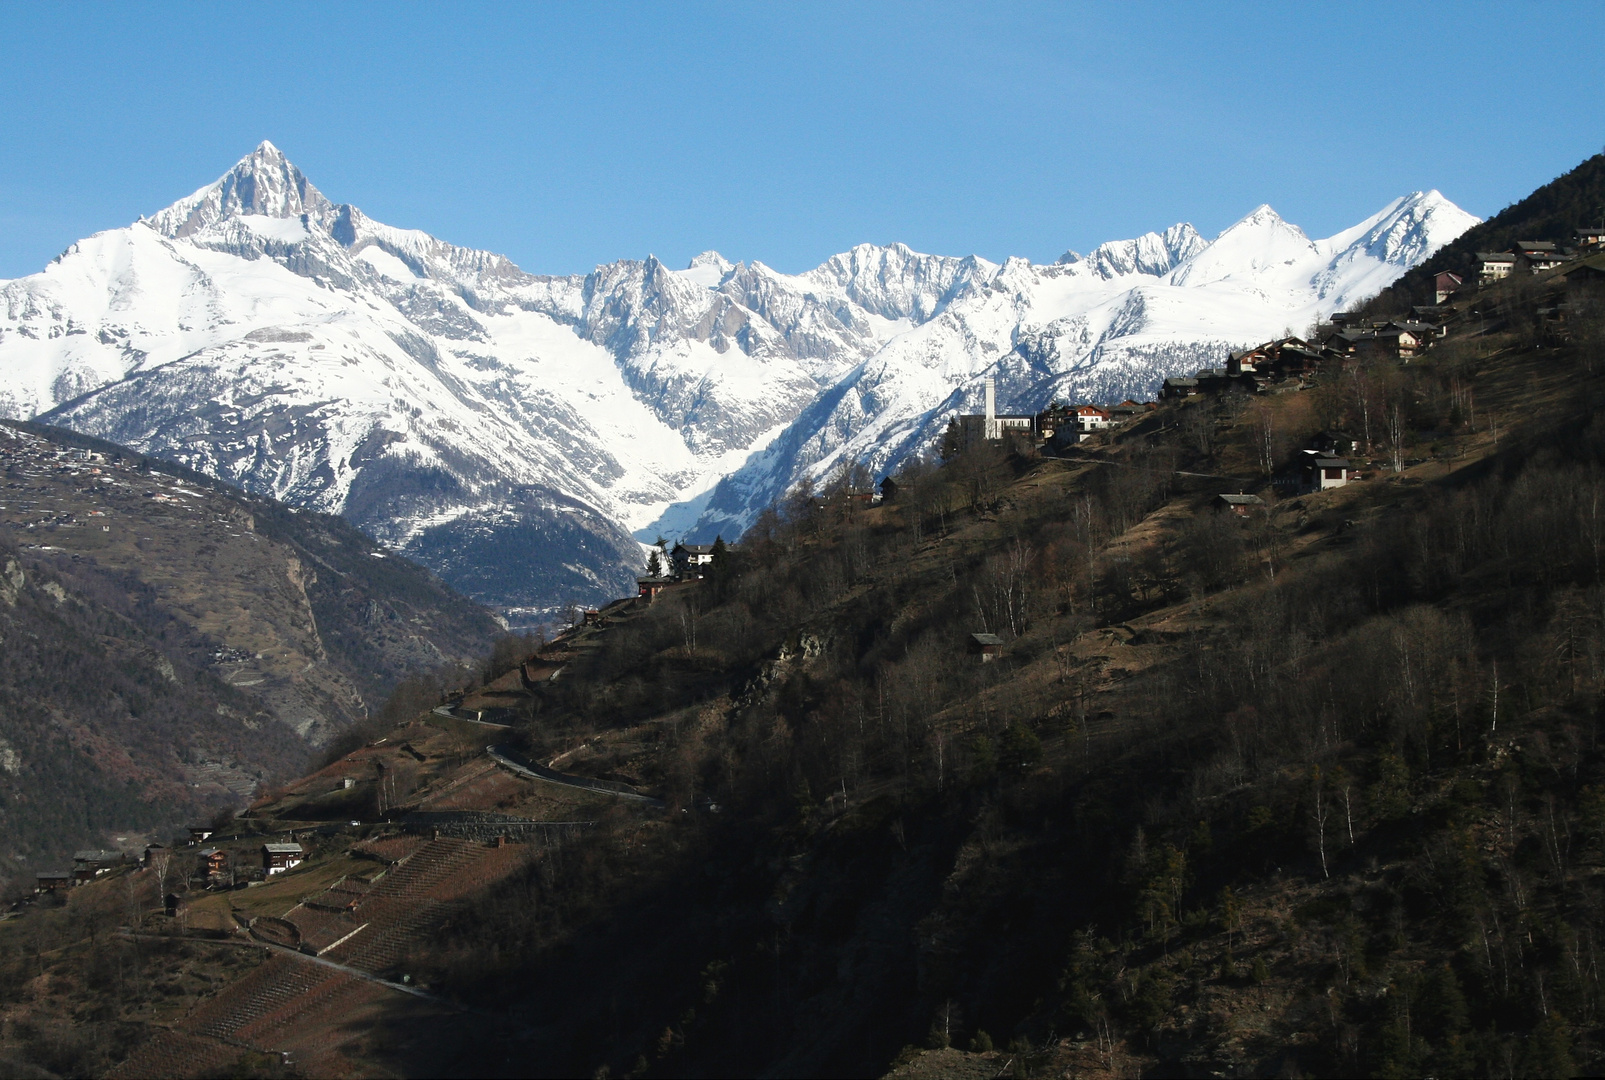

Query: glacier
left=0, top=142, right=1477, bottom=620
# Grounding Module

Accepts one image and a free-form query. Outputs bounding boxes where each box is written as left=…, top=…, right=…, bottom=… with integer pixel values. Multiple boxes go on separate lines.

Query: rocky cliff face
left=0, top=143, right=1477, bottom=617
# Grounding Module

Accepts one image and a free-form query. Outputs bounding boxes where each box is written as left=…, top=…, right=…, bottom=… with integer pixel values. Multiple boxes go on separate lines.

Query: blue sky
left=1, top=3, right=1602, bottom=280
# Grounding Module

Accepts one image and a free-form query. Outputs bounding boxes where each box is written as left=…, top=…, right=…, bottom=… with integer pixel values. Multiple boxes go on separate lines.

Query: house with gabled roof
left=1279, top=452, right=1356, bottom=494
left=1033, top=402, right=1077, bottom=440
left=73, top=850, right=126, bottom=879
left=1075, top=405, right=1113, bottom=433
left=1227, top=346, right=1269, bottom=375
left=1160, top=376, right=1200, bottom=400
left=1309, top=431, right=1360, bottom=457
left=1478, top=251, right=1517, bottom=283
left=1375, top=322, right=1436, bottom=359
left=968, top=633, right=1004, bottom=662
left=1322, top=328, right=1375, bottom=355
left=262, top=843, right=304, bottom=875
left=670, top=542, right=716, bottom=580
left=1214, top=493, right=1265, bottom=516
left=637, top=576, right=672, bottom=602
left=36, top=870, right=72, bottom=892
left=1514, top=242, right=1568, bottom=273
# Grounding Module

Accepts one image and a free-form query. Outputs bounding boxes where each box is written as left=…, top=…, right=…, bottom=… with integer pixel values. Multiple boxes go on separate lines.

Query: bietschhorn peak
left=149, top=141, right=333, bottom=238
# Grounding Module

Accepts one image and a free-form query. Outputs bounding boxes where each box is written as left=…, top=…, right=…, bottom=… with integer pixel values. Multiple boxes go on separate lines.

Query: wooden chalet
left=187, top=825, right=213, bottom=844
left=1034, top=403, right=1077, bottom=439
left=1576, top=228, right=1605, bottom=252
left=262, top=843, right=304, bottom=875
left=198, top=847, right=229, bottom=876
left=637, top=576, right=672, bottom=602
left=1039, top=401, right=1145, bottom=444
left=1322, top=329, right=1375, bottom=356
left=35, top=871, right=71, bottom=892
left=1214, top=493, right=1265, bottom=516
left=1434, top=271, right=1464, bottom=303
left=1266, top=343, right=1327, bottom=378
left=969, top=633, right=1004, bottom=662
left=1225, top=338, right=1328, bottom=382
left=1227, top=345, right=1267, bottom=375
left=1159, top=376, right=1200, bottom=400
left=1374, top=322, right=1434, bottom=359
left=72, top=849, right=126, bottom=883
left=1277, top=452, right=1356, bottom=495
left=1480, top=243, right=1569, bottom=282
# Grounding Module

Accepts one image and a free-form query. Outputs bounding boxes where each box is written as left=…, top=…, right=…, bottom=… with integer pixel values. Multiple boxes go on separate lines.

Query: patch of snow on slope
left=673, top=251, right=735, bottom=289
left=355, top=245, right=418, bottom=281
left=237, top=216, right=311, bottom=244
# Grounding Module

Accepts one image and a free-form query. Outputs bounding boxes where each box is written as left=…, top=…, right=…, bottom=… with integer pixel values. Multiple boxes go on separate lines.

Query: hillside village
left=999, top=226, right=1605, bottom=498
left=22, top=219, right=1599, bottom=891
left=3, top=188, right=1604, bottom=1077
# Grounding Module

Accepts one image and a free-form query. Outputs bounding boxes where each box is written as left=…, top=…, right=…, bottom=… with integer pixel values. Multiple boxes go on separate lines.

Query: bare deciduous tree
left=148, top=848, right=172, bottom=906
left=1254, top=405, right=1277, bottom=478
left=972, top=539, right=1036, bottom=639
left=1311, top=765, right=1330, bottom=879
left=1387, top=403, right=1407, bottom=473
left=1347, top=365, right=1376, bottom=450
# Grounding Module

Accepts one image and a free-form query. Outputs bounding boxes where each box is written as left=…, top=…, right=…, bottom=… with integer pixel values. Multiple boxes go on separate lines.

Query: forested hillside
left=389, top=248, right=1605, bottom=1077
left=4, top=244, right=1605, bottom=1079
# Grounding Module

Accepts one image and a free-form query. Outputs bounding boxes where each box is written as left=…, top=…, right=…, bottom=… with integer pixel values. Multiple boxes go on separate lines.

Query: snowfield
left=0, top=142, right=1477, bottom=617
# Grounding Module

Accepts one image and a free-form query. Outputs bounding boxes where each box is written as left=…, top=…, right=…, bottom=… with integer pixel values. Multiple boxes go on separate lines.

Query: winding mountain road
left=486, top=744, right=666, bottom=808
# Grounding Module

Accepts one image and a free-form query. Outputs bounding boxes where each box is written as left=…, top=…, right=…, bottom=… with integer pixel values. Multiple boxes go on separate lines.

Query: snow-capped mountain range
left=0, top=143, right=1477, bottom=619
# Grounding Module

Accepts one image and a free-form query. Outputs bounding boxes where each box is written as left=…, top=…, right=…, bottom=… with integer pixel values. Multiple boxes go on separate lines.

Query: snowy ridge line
left=0, top=142, right=1477, bottom=614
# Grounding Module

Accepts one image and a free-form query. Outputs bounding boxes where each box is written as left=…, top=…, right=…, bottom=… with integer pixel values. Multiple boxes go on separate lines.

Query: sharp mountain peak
left=150, top=141, right=333, bottom=238
left=0, top=142, right=1479, bottom=620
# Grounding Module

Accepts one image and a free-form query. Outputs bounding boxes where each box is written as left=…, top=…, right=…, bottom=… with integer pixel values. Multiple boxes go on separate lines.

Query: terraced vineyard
left=106, top=836, right=537, bottom=1078
left=329, top=837, right=533, bottom=975
left=417, top=762, right=526, bottom=811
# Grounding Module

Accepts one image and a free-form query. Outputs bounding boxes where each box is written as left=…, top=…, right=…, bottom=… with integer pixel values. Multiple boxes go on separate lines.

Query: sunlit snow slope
left=688, top=194, right=1479, bottom=537
left=0, top=143, right=1476, bottom=617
